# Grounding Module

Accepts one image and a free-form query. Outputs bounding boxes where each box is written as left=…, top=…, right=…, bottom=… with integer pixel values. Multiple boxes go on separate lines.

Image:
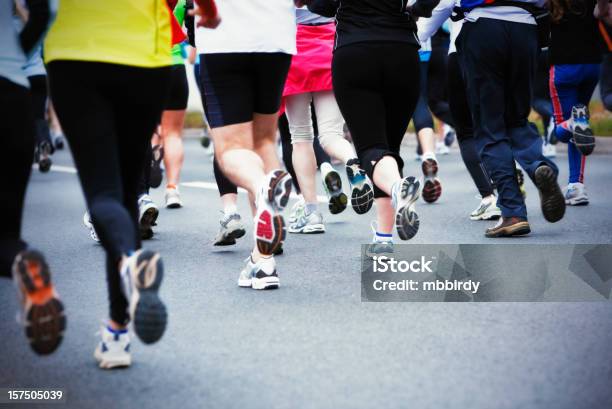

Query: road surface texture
left=1, top=135, right=611, bottom=409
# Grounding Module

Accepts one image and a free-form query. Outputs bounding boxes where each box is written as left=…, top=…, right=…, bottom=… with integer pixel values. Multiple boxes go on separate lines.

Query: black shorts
left=164, top=64, right=189, bottom=111
left=199, top=52, right=292, bottom=128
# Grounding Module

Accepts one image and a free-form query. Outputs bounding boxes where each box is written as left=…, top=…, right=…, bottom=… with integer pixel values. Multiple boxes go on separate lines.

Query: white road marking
left=41, top=166, right=329, bottom=203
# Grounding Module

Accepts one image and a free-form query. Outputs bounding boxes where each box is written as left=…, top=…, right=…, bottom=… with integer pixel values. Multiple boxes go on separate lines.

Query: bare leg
left=161, top=110, right=186, bottom=186
left=375, top=198, right=394, bottom=235
left=221, top=193, right=238, bottom=213
left=253, top=112, right=282, bottom=172
left=372, top=156, right=403, bottom=196
left=212, top=122, right=264, bottom=197
left=417, top=127, right=436, bottom=156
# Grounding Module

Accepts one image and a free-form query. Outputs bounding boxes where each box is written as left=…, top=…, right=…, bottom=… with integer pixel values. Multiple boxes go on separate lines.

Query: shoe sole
left=535, top=166, right=566, bottom=223
left=166, top=201, right=182, bottom=209
left=485, top=222, right=531, bottom=238
left=422, top=159, right=442, bottom=203
left=39, top=157, right=52, bottom=173
left=572, top=111, right=595, bottom=155
left=324, top=171, right=347, bottom=215
left=94, top=348, right=132, bottom=369
left=346, top=164, right=374, bottom=215
left=251, top=275, right=280, bottom=290
left=256, top=171, right=292, bottom=255
left=566, top=197, right=589, bottom=206
left=140, top=207, right=159, bottom=240
left=150, top=146, right=164, bottom=188
left=470, top=209, right=502, bottom=221
left=214, top=226, right=246, bottom=246
left=130, top=251, right=167, bottom=344
left=288, top=224, right=325, bottom=234
left=395, top=177, right=421, bottom=240
left=13, top=251, right=65, bottom=355
left=573, top=131, right=595, bottom=156
left=238, top=270, right=280, bottom=290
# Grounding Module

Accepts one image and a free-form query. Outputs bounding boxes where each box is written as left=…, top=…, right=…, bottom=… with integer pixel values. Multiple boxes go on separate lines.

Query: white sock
left=224, top=203, right=237, bottom=215
left=422, top=152, right=437, bottom=162
left=374, top=231, right=393, bottom=243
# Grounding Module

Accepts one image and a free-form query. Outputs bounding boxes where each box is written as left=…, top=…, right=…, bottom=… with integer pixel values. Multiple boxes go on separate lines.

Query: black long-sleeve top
left=307, top=0, right=440, bottom=50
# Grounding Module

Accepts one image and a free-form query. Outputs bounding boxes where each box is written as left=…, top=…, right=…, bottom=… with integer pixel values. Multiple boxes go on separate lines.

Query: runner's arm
left=416, top=0, right=454, bottom=44
left=192, top=0, right=221, bottom=28
left=20, top=0, right=51, bottom=56
left=302, top=0, right=340, bottom=18
left=408, top=0, right=441, bottom=18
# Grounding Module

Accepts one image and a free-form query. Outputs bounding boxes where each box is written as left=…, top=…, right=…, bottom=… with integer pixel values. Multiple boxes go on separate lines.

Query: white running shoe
left=542, top=142, right=557, bottom=158
left=365, top=221, right=394, bottom=259
left=254, top=170, right=292, bottom=256
left=94, top=325, right=132, bottom=369
left=391, top=176, right=421, bottom=240
left=165, top=186, right=183, bottom=209
left=138, top=194, right=159, bottom=240
left=83, top=211, right=100, bottom=243
left=564, top=183, right=589, bottom=206
left=238, top=255, right=279, bottom=290
left=435, top=141, right=450, bottom=155
left=289, top=210, right=325, bottom=234
left=288, top=197, right=305, bottom=225
left=119, top=250, right=167, bottom=344
left=213, top=212, right=246, bottom=246
left=470, top=196, right=502, bottom=221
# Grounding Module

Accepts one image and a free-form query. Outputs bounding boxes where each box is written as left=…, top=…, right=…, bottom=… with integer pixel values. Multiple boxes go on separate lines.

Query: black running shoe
left=37, top=141, right=53, bottom=173
left=346, top=159, right=374, bottom=215
left=534, top=165, right=566, bottom=223
left=12, top=250, right=66, bottom=355
left=421, top=158, right=442, bottom=203
left=120, top=250, right=167, bottom=344
left=322, top=168, right=347, bottom=215
left=150, top=145, right=164, bottom=189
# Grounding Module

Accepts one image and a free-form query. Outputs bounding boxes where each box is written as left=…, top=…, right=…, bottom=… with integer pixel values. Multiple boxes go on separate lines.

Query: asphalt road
left=1, top=136, right=611, bottom=409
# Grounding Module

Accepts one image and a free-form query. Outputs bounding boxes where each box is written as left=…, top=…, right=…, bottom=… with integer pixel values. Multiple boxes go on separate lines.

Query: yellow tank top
left=45, top=0, right=173, bottom=68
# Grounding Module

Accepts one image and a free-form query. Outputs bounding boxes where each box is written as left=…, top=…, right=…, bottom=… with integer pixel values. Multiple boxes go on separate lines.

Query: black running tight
left=48, top=61, right=170, bottom=324
left=0, top=77, right=35, bottom=277
left=27, top=75, right=52, bottom=146
left=332, top=42, right=420, bottom=198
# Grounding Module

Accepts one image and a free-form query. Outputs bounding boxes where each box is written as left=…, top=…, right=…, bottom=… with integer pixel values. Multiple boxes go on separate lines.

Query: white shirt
left=464, top=6, right=536, bottom=24
left=417, top=0, right=461, bottom=54
left=464, top=0, right=546, bottom=25
left=196, top=0, right=297, bottom=55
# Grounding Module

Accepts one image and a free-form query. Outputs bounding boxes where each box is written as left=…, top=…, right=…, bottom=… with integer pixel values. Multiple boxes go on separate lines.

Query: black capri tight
left=332, top=42, right=420, bottom=198
left=27, top=74, right=52, bottom=146
left=412, top=60, right=434, bottom=133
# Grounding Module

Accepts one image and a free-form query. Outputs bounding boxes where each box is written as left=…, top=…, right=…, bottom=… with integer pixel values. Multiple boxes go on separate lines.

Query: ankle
left=108, top=320, right=127, bottom=331
left=304, top=203, right=318, bottom=215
